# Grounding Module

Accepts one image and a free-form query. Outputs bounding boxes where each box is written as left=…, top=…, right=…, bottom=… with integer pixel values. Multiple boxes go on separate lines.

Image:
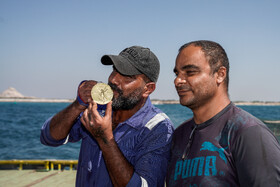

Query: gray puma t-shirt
left=166, top=103, right=280, bottom=187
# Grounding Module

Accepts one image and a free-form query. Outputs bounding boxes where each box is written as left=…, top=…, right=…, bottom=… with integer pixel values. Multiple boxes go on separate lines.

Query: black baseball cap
left=101, top=46, right=160, bottom=82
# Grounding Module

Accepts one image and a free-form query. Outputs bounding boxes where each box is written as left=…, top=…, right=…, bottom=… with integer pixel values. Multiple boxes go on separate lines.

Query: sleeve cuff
left=40, top=117, right=68, bottom=146
left=126, top=172, right=148, bottom=187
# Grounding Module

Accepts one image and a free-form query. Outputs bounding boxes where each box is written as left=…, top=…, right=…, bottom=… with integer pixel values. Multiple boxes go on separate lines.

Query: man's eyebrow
left=173, top=64, right=200, bottom=73
left=182, top=64, right=200, bottom=70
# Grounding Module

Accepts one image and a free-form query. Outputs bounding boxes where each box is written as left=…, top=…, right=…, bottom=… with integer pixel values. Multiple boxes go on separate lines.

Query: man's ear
left=216, top=66, right=227, bottom=85
left=143, top=82, right=156, bottom=98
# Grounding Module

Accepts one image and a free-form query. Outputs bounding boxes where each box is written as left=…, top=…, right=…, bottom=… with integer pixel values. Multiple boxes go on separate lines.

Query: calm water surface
left=0, top=102, right=279, bottom=160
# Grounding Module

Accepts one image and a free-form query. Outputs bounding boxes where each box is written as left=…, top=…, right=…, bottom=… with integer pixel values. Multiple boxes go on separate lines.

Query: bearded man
left=40, top=46, right=174, bottom=187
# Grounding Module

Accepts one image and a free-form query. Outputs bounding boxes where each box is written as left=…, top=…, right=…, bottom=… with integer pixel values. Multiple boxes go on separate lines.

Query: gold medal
left=91, top=83, right=113, bottom=105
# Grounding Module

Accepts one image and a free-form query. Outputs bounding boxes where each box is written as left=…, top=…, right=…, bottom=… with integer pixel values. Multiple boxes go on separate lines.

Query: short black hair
left=179, top=40, right=229, bottom=90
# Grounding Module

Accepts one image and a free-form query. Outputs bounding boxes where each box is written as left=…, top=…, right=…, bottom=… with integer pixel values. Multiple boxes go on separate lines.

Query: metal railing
left=0, top=160, right=78, bottom=171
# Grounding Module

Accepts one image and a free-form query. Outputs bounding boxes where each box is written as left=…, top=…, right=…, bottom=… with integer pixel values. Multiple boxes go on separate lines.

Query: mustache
left=176, top=85, right=191, bottom=91
left=108, top=82, right=123, bottom=94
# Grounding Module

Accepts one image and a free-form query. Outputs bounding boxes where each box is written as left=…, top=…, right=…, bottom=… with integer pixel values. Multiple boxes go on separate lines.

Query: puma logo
left=200, top=142, right=227, bottom=164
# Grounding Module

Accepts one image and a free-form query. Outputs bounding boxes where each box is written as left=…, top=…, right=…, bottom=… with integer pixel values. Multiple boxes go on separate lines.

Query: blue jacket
left=41, top=98, right=174, bottom=186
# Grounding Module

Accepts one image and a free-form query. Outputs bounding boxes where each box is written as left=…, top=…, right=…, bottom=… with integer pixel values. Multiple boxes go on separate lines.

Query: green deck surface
left=0, top=170, right=76, bottom=187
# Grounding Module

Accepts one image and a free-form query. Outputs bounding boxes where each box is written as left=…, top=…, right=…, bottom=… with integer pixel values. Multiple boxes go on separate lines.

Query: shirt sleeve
left=232, top=124, right=280, bottom=186
left=40, top=116, right=83, bottom=147
left=127, top=120, right=174, bottom=187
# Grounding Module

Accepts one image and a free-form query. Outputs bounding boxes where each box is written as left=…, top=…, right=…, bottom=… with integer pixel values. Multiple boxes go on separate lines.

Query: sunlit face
left=174, top=45, right=218, bottom=109
left=108, top=67, right=146, bottom=110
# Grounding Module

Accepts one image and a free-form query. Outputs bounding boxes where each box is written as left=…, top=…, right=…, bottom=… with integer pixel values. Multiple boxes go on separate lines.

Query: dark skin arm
left=49, top=80, right=97, bottom=140
left=81, top=101, right=134, bottom=187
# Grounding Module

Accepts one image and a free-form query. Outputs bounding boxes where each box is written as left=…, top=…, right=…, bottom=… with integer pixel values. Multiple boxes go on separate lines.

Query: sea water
left=0, top=102, right=279, bottom=160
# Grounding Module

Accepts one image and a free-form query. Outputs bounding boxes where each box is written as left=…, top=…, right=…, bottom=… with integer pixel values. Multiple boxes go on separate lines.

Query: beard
left=108, top=82, right=143, bottom=111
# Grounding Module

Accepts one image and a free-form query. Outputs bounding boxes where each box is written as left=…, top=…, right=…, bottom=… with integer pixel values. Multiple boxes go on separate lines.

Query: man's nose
left=174, top=74, right=186, bottom=86
left=109, top=71, right=120, bottom=85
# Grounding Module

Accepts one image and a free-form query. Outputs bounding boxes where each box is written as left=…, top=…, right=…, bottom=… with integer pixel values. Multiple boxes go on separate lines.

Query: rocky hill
left=0, top=87, right=25, bottom=98
left=0, top=87, right=73, bottom=103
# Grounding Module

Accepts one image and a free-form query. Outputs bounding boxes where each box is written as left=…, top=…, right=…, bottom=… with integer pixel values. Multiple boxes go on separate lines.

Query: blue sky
left=1, top=0, right=279, bottom=101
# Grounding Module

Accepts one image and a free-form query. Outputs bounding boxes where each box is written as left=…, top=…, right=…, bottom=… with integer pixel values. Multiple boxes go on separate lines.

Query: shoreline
left=233, top=101, right=280, bottom=106
left=0, top=98, right=74, bottom=103
left=0, top=98, right=280, bottom=106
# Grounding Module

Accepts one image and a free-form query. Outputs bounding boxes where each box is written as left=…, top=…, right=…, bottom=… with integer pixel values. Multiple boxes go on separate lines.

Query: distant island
left=0, top=87, right=73, bottom=103
left=1, top=87, right=280, bottom=106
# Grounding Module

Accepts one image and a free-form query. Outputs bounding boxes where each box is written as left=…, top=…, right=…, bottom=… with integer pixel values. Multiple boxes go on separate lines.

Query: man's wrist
left=73, top=99, right=87, bottom=110
left=97, top=134, right=115, bottom=146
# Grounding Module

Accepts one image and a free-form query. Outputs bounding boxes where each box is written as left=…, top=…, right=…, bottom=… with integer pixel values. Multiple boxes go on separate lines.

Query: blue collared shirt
left=41, top=98, right=174, bottom=186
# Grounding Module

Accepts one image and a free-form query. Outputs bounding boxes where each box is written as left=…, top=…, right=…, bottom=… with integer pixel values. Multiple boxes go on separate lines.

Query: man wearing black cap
left=40, top=46, right=174, bottom=187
